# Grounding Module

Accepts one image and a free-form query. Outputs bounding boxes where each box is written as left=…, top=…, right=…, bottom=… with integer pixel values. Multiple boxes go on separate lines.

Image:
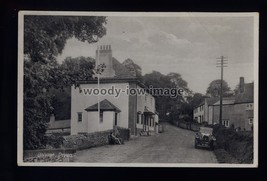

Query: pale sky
left=57, top=15, right=256, bottom=94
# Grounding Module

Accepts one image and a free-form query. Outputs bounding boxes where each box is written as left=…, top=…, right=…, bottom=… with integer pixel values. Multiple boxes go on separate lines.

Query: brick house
left=193, top=77, right=254, bottom=131
left=209, top=77, right=254, bottom=130
left=71, top=45, right=159, bottom=136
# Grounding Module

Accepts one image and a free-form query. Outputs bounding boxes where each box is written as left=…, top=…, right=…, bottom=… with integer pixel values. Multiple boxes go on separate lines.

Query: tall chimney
left=95, top=45, right=115, bottom=78
left=239, top=77, right=244, bottom=93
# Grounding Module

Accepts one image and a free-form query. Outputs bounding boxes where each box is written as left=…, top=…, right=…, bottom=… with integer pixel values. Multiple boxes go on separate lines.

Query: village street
left=74, top=123, right=217, bottom=163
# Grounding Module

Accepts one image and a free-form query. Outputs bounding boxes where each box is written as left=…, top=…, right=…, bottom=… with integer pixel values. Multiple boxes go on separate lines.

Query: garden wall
left=176, top=121, right=201, bottom=131
left=62, top=127, right=130, bottom=150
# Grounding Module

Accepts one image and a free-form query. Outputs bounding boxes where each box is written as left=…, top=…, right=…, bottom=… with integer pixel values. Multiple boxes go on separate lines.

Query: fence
left=176, top=121, right=201, bottom=131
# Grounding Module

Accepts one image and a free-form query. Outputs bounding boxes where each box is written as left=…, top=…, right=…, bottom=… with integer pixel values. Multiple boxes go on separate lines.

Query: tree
left=206, top=79, right=231, bottom=97
left=24, top=16, right=107, bottom=149
left=50, top=56, right=95, bottom=120
left=122, top=58, right=142, bottom=80
left=167, top=72, right=192, bottom=99
left=180, top=93, right=205, bottom=118
left=142, top=71, right=190, bottom=122
left=24, top=16, right=106, bottom=63
left=188, top=93, right=205, bottom=109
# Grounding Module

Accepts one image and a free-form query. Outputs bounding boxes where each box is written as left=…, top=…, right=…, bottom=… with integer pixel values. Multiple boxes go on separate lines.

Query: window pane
left=78, top=112, right=82, bottom=122
left=100, top=112, right=103, bottom=123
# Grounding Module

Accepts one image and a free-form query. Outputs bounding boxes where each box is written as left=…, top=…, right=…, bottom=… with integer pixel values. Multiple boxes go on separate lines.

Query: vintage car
left=195, top=127, right=216, bottom=150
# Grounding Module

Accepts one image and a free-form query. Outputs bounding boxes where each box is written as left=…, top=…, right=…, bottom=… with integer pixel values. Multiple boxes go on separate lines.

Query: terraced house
left=194, top=77, right=254, bottom=131
left=71, top=45, right=159, bottom=136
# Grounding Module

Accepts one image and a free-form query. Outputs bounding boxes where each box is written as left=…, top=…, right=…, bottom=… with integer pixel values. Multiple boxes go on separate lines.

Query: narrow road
left=74, top=123, right=217, bottom=163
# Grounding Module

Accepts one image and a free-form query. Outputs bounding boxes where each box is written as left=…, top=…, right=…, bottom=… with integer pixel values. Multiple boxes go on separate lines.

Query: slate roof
left=206, top=97, right=220, bottom=106
left=48, top=119, right=70, bottom=130
left=213, top=98, right=236, bottom=105
left=85, top=99, right=121, bottom=112
left=112, top=58, right=136, bottom=79
left=144, top=107, right=155, bottom=115
left=235, top=83, right=254, bottom=103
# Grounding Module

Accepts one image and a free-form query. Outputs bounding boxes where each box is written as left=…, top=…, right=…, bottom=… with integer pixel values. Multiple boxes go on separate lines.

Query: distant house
left=210, top=78, right=253, bottom=130
left=194, top=77, right=254, bottom=131
left=71, top=45, right=159, bottom=136
left=210, top=97, right=236, bottom=127
left=193, top=97, right=219, bottom=124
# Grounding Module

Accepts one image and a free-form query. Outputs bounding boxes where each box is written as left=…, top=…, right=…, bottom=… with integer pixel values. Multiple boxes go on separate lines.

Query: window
left=100, top=111, right=103, bottom=123
left=222, top=120, right=230, bottom=127
left=248, top=118, right=253, bottom=124
left=115, top=113, right=118, bottom=126
left=137, top=113, right=141, bottom=124
left=77, top=112, right=82, bottom=122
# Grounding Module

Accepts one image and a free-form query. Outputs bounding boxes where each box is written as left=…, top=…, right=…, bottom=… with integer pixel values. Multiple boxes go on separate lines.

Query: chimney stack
left=95, top=45, right=115, bottom=78
left=239, top=77, right=244, bottom=93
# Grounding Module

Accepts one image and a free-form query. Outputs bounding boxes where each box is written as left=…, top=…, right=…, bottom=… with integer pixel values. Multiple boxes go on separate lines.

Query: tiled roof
left=206, top=97, right=220, bottom=106
left=144, top=107, right=155, bottom=115
left=85, top=99, right=121, bottom=112
left=235, top=83, right=254, bottom=103
left=48, top=119, right=70, bottom=130
left=213, top=98, right=236, bottom=105
left=112, top=58, right=136, bottom=79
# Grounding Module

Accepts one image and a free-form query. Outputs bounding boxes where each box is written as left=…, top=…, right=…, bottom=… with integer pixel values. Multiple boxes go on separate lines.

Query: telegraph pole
left=216, top=56, right=228, bottom=125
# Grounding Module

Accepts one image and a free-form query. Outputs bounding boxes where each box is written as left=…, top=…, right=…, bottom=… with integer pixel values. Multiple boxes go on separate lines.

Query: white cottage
left=71, top=45, right=158, bottom=136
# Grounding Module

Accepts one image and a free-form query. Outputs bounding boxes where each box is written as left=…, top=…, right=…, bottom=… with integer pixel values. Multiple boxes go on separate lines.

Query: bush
left=212, top=124, right=253, bottom=164
left=45, top=134, right=64, bottom=149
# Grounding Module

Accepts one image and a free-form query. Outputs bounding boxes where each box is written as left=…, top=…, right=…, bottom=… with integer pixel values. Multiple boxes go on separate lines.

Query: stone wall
left=63, top=130, right=110, bottom=150
left=63, top=127, right=130, bottom=150
left=117, top=126, right=130, bottom=141
left=177, top=121, right=201, bottom=131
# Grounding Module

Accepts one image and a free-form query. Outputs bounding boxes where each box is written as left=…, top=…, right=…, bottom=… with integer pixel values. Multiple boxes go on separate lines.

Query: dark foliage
left=24, top=16, right=106, bottom=150
left=212, top=124, right=253, bottom=163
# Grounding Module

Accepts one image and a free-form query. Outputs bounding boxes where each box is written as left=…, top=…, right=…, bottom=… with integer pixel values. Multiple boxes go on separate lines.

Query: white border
left=17, top=11, right=259, bottom=167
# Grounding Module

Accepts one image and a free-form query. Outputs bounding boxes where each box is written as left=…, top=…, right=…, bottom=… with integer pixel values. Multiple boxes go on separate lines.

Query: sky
left=57, top=14, right=256, bottom=94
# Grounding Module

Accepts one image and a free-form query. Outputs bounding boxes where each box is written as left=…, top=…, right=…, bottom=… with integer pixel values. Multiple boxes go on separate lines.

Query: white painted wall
left=193, top=105, right=204, bottom=123
left=208, top=106, right=214, bottom=125
left=71, top=83, right=129, bottom=135
left=136, top=85, right=155, bottom=113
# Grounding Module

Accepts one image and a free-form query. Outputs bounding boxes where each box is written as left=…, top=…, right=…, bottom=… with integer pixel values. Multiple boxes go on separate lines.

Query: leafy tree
left=206, top=79, right=231, bottom=97
left=24, top=16, right=106, bottom=63
left=122, top=58, right=142, bottom=79
left=142, top=71, right=190, bottom=121
left=58, top=56, right=95, bottom=86
left=167, top=72, right=192, bottom=99
left=188, top=93, right=205, bottom=109
left=180, top=93, right=205, bottom=119
left=24, top=16, right=106, bottom=150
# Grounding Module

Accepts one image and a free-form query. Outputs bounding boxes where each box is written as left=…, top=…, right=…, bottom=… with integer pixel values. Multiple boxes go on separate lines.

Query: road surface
left=74, top=123, right=217, bottom=163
